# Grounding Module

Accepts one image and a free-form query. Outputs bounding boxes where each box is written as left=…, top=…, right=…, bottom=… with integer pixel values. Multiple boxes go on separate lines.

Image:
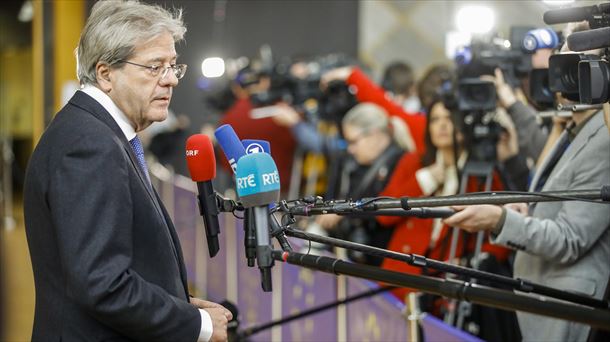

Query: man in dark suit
left=23, top=1, right=231, bottom=340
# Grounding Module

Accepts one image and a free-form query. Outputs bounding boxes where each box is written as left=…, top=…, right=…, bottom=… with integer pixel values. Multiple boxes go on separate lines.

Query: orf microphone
left=186, top=134, right=221, bottom=258
left=567, top=27, right=610, bottom=52
left=236, top=152, right=281, bottom=292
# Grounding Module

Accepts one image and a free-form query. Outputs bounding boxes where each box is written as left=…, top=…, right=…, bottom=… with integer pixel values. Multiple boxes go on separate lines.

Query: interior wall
left=358, top=0, right=599, bottom=80
left=150, top=0, right=359, bottom=129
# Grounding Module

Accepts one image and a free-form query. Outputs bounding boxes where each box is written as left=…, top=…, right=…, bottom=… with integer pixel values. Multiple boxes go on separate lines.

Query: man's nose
left=159, top=70, right=179, bottom=87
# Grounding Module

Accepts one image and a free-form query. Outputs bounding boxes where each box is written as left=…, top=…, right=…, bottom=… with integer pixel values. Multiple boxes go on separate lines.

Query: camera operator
left=381, top=61, right=422, bottom=113
left=218, top=66, right=297, bottom=194
left=490, top=68, right=551, bottom=163
left=320, top=66, right=426, bottom=153
left=378, top=98, right=514, bottom=320
left=443, top=23, right=610, bottom=341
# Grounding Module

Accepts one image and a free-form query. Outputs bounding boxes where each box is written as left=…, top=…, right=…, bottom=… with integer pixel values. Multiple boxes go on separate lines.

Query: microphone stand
left=284, top=187, right=610, bottom=216
left=215, top=192, right=293, bottom=256
left=278, top=225, right=609, bottom=310
left=272, top=250, right=610, bottom=330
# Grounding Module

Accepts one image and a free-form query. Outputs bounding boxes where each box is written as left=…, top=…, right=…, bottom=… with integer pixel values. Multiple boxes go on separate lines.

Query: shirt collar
left=80, top=84, right=136, bottom=141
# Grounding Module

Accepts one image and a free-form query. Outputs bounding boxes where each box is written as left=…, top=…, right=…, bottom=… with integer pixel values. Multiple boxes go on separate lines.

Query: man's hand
left=316, top=213, right=342, bottom=230
left=190, top=298, right=228, bottom=311
left=479, top=68, right=519, bottom=109
left=205, top=307, right=231, bottom=342
left=442, top=205, right=503, bottom=233
left=190, top=298, right=233, bottom=342
left=495, top=109, right=519, bottom=162
left=505, top=202, right=528, bottom=215
left=320, top=66, right=352, bottom=90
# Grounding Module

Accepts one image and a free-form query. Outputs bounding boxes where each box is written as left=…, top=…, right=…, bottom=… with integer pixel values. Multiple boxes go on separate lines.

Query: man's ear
left=95, top=62, right=113, bottom=93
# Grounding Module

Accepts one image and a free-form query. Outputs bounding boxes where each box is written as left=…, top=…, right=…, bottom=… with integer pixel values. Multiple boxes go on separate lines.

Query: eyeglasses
left=118, top=60, right=188, bottom=80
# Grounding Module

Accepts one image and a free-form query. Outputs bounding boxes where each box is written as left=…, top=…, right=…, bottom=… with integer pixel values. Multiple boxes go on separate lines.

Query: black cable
left=354, top=196, right=395, bottom=208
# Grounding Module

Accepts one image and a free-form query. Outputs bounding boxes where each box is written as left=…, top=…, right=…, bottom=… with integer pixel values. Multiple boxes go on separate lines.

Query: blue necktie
left=129, top=136, right=151, bottom=185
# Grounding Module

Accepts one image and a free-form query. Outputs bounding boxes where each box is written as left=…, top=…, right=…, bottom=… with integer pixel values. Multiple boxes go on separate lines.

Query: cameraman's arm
left=322, top=67, right=426, bottom=153
left=495, top=110, right=530, bottom=191
left=494, top=69, right=548, bottom=160
left=271, top=103, right=342, bottom=154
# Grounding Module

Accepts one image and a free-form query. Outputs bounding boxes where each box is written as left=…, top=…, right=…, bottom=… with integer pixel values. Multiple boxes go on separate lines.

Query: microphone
left=242, top=139, right=271, bottom=154
left=214, top=124, right=258, bottom=266
left=242, top=139, right=275, bottom=263
left=543, top=5, right=595, bottom=25
left=242, top=139, right=292, bottom=252
left=186, top=134, right=221, bottom=258
left=522, top=28, right=560, bottom=53
left=236, top=152, right=281, bottom=292
left=215, top=124, right=247, bottom=174
left=543, top=3, right=610, bottom=27
left=567, top=27, right=610, bottom=52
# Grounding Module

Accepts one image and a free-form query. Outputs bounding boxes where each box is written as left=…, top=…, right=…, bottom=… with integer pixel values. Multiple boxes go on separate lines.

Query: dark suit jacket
left=24, top=91, right=200, bottom=341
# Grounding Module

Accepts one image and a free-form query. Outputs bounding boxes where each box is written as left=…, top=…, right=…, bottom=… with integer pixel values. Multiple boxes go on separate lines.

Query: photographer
left=321, top=66, right=426, bottom=153
left=313, top=103, right=412, bottom=266
left=381, top=61, right=422, bottom=113
left=443, top=24, right=610, bottom=340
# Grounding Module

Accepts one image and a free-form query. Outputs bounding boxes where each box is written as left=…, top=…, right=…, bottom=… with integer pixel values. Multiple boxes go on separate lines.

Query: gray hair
left=76, top=0, right=186, bottom=85
left=342, top=102, right=415, bottom=151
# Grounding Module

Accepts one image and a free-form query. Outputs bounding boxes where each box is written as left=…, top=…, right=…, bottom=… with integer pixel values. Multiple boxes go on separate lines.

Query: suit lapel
left=547, top=113, right=603, bottom=183
left=69, top=92, right=164, bottom=214
left=530, top=131, right=569, bottom=192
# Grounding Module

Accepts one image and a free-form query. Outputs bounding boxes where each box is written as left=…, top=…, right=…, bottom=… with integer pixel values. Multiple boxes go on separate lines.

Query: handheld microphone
left=242, top=139, right=273, bottom=263
left=186, top=134, right=221, bottom=258
left=567, top=27, right=610, bottom=52
left=236, top=152, right=281, bottom=292
left=242, top=139, right=292, bottom=251
left=215, top=124, right=247, bottom=174
left=214, top=125, right=257, bottom=266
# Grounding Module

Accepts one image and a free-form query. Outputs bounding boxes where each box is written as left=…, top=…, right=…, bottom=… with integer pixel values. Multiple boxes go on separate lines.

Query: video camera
left=440, top=63, right=501, bottom=163
left=544, top=2, right=610, bottom=104
left=440, top=26, right=551, bottom=162
left=248, top=54, right=358, bottom=123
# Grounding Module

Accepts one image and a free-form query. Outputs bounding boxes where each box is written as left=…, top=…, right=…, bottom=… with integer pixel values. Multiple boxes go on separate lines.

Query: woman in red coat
left=377, top=98, right=513, bottom=303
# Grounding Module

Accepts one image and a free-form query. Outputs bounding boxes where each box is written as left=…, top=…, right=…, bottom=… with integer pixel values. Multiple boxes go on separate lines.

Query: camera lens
left=561, top=66, right=579, bottom=90
left=578, top=59, right=610, bottom=104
